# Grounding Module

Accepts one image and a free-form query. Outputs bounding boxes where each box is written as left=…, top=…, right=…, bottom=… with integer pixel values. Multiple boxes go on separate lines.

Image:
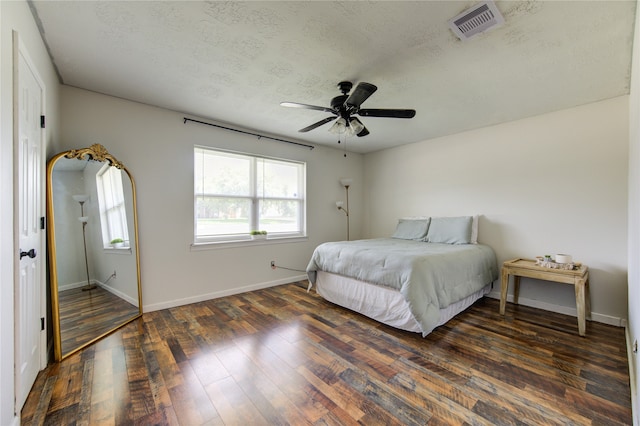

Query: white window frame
left=194, top=146, right=306, bottom=244
left=96, top=163, right=130, bottom=249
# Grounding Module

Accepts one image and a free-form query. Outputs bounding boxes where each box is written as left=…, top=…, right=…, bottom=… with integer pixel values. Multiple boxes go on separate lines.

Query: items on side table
left=535, top=253, right=580, bottom=270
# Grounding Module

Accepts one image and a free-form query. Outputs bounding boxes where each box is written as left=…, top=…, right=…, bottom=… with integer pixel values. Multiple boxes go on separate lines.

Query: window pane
left=96, top=165, right=129, bottom=247
left=257, top=159, right=301, bottom=199
left=196, top=196, right=251, bottom=236
left=194, top=146, right=306, bottom=242
left=106, top=207, right=127, bottom=243
left=195, top=149, right=251, bottom=195
left=259, top=199, right=300, bottom=233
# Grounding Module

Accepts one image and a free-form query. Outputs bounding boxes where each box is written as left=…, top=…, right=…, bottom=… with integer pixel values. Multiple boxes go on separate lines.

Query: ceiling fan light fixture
left=329, top=117, right=347, bottom=134
left=343, top=118, right=364, bottom=137
left=349, top=118, right=364, bottom=134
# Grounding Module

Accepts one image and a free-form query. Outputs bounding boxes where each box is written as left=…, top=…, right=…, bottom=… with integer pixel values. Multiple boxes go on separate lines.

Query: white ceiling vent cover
left=449, top=1, right=505, bottom=41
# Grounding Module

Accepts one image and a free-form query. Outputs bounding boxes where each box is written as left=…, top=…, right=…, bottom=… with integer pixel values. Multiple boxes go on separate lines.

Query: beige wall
left=364, top=96, right=629, bottom=325
left=59, top=85, right=364, bottom=311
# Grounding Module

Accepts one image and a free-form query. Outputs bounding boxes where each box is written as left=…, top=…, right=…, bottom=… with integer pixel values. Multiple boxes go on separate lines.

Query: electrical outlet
left=634, top=339, right=638, bottom=354
left=113, top=270, right=117, bottom=279
left=270, top=261, right=275, bottom=269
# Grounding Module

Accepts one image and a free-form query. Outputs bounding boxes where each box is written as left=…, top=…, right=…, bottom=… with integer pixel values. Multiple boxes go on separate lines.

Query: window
left=194, top=146, right=306, bottom=243
left=96, top=164, right=130, bottom=248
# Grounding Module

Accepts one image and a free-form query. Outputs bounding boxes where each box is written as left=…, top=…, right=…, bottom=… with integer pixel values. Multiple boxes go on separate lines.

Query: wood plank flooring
left=23, top=281, right=631, bottom=425
left=58, top=286, right=140, bottom=355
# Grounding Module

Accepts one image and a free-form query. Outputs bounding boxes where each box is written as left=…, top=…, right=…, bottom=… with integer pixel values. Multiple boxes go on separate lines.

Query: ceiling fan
left=281, top=81, right=416, bottom=137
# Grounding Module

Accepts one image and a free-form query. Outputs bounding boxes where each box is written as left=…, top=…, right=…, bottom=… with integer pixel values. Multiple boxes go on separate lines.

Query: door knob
left=20, top=249, right=36, bottom=259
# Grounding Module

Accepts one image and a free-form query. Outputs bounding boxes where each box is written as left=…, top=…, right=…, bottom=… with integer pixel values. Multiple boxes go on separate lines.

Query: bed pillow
left=426, top=216, right=473, bottom=244
left=392, top=218, right=430, bottom=240
left=471, top=215, right=479, bottom=244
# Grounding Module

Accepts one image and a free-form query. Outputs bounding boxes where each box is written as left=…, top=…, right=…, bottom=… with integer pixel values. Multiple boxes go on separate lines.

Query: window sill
left=190, top=235, right=308, bottom=251
left=104, top=247, right=132, bottom=255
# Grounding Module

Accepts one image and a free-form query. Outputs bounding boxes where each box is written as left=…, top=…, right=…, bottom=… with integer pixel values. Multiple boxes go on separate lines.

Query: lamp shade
left=72, top=194, right=89, bottom=203
left=345, top=118, right=365, bottom=137
left=329, top=117, right=347, bottom=134
left=340, top=178, right=353, bottom=188
left=349, top=118, right=364, bottom=134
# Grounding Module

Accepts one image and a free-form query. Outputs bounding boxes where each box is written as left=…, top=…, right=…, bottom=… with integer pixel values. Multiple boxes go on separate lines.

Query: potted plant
left=110, top=238, right=125, bottom=248
left=249, top=230, right=267, bottom=240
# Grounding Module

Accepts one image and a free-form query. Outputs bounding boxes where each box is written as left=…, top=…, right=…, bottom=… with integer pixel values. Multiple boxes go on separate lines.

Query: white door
left=15, top=36, right=45, bottom=411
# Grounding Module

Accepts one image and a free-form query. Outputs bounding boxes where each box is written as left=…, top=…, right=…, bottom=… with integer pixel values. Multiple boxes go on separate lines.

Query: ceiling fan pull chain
left=343, top=135, right=347, bottom=158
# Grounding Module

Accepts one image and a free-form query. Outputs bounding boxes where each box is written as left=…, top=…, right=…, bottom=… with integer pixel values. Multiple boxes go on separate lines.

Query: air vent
left=449, top=1, right=505, bottom=41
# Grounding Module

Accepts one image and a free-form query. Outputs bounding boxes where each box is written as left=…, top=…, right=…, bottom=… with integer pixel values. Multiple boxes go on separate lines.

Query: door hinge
left=40, top=317, right=45, bottom=331
left=40, top=217, right=45, bottom=230
left=40, top=115, right=45, bottom=129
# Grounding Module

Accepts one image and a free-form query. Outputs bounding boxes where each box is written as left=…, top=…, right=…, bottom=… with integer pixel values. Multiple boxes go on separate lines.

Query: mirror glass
left=47, top=144, right=142, bottom=361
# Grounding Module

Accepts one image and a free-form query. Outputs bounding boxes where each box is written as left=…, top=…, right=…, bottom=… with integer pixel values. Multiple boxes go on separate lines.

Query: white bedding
left=315, top=270, right=491, bottom=334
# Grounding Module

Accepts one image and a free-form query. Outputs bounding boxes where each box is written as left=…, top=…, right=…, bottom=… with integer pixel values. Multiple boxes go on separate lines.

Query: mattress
left=315, top=270, right=491, bottom=334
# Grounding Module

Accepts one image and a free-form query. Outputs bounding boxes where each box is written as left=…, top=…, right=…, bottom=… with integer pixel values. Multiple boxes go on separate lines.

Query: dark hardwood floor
left=58, top=286, right=139, bottom=355
left=23, top=281, right=631, bottom=425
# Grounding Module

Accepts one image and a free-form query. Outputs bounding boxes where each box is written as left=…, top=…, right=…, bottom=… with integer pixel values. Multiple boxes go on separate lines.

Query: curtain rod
left=183, top=117, right=315, bottom=150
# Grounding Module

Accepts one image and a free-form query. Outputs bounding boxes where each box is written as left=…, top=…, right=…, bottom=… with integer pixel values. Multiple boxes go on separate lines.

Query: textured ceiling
left=31, top=1, right=636, bottom=154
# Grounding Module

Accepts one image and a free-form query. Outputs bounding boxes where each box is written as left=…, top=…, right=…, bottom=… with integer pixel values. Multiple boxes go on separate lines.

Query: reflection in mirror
left=47, top=144, right=142, bottom=361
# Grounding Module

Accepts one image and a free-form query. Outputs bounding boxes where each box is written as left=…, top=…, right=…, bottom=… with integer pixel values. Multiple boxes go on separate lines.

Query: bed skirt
left=315, top=270, right=491, bottom=334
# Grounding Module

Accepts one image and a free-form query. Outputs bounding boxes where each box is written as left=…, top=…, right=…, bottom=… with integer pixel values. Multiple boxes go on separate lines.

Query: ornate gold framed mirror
left=47, top=144, right=142, bottom=361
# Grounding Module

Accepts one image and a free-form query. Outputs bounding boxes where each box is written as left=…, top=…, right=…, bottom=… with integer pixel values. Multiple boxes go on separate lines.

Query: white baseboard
left=96, top=282, right=138, bottom=308
left=143, top=275, right=307, bottom=313
left=486, top=290, right=626, bottom=327
left=59, top=280, right=138, bottom=307
left=58, top=279, right=96, bottom=292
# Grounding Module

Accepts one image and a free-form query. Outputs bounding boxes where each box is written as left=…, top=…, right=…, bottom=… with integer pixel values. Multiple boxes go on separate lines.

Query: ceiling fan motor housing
left=331, top=95, right=349, bottom=111
left=333, top=82, right=354, bottom=116
left=337, top=81, right=353, bottom=94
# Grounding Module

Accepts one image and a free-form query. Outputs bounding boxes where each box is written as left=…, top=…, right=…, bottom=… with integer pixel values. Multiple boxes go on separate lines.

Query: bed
left=306, top=216, right=499, bottom=336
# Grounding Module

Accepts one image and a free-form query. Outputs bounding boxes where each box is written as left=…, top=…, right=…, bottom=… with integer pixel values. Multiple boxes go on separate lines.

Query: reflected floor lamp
left=73, top=194, right=96, bottom=291
left=336, top=178, right=352, bottom=241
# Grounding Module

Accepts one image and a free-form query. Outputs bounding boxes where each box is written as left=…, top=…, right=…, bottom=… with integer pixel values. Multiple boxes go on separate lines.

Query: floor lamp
left=73, top=194, right=96, bottom=291
left=336, top=178, right=352, bottom=241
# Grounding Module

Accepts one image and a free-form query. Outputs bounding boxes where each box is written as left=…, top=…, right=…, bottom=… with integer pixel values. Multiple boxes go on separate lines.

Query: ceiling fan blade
left=346, top=82, right=377, bottom=108
left=298, top=116, right=337, bottom=132
left=358, top=109, right=416, bottom=118
left=280, top=102, right=335, bottom=114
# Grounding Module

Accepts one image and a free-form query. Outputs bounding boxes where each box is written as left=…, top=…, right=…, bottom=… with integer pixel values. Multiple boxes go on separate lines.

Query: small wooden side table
left=500, top=258, right=590, bottom=336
